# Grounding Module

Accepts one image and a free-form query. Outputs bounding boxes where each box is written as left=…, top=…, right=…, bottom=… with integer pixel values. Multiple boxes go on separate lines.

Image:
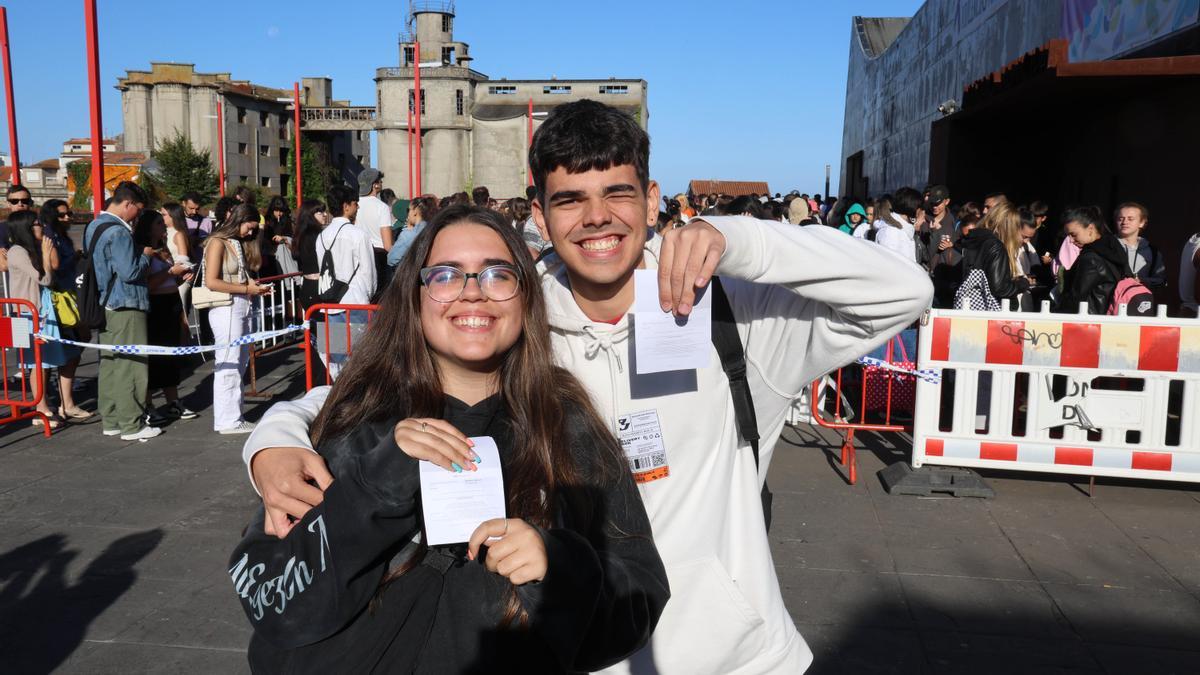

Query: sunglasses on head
left=8, top=198, right=33, bottom=206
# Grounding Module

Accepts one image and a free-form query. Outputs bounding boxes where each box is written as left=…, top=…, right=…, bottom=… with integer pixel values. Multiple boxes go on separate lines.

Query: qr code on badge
left=632, top=453, right=667, bottom=471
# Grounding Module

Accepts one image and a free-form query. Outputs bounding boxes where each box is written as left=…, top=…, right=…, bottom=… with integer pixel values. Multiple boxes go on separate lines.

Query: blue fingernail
left=473, top=455, right=482, bottom=464
left=451, top=463, right=463, bottom=473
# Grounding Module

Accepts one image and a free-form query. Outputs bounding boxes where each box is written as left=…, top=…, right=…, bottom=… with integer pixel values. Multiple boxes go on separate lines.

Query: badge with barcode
left=616, top=410, right=669, bottom=483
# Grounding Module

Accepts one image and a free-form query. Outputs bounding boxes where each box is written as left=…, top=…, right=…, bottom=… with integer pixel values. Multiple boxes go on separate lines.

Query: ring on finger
left=421, top=421, right=428, bottom=433
left=502, top=519, right=509, bottom=536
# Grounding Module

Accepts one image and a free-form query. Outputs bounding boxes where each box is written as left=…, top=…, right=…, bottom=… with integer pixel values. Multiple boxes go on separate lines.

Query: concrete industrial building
left=118, top=63, right=370, bottom=195
left=368, top=1, right=647, bottom=198
left=116, top=2, right=646, bottom=201
left=840, top=0, right=1200, bottom=299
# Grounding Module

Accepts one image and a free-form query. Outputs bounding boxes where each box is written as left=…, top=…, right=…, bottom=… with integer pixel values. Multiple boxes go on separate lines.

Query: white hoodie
left=242, top=216, right=933, bottom=674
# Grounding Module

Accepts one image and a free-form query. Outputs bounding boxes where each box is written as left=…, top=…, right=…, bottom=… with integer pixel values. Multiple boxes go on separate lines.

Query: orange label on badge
left=617, top=410, right=669, bottom=483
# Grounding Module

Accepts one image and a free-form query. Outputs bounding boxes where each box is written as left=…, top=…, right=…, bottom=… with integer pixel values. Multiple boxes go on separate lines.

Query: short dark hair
left=1029, top=200, right=1050, bottom=218
left=1018, top=206, right=1037, bottom=230
left=529, top=99, right=649, bottom=204
left=6, top=184, right=30, bottom=198
left=1062, top=205, right=1107, bottom=233
left=180, top=191, right=202, bottom=205
left=891, top=187, right=922, bottom=218
left=984, top=191, right=1007, bottom=202
left=213, top=196, right=237, bottom=225
left=234, top=185, right=256, bottom=205
left=327, top=184, right=359, bottom=218
left=379, top=188, right=397, bottom=206
left=111, top=180, right=148, bottom=206
left=525, top=185, right=537, bottom=201
left=472, top=186, right=490, bottom=206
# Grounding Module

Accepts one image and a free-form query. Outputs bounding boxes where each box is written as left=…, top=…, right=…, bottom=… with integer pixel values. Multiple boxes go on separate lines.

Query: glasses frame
left=419, top=264, right=521, bottom=304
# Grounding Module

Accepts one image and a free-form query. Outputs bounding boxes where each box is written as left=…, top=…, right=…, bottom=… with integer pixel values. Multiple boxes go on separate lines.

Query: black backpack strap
left=86, top=220, right=122, bottom=306
left=710, top=277, right=760, bottom=468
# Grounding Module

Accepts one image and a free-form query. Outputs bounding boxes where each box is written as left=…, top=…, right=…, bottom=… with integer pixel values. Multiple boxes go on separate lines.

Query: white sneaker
left=120, top=426, right=163, bottom=442
left=102, top=428, right=122, bottom=437
left=218, top=421, right=256, bottom=435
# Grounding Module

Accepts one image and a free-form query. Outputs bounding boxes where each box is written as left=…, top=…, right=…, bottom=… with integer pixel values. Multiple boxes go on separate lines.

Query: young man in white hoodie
left=241, top=100, right=933, bottom=673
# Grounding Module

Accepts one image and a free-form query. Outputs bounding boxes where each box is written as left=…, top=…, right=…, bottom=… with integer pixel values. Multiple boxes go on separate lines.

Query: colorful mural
left=1063, top=0, right=1200, bottom=61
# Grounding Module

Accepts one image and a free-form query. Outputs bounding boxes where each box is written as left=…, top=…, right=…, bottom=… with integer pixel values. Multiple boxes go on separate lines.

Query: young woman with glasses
left=230, top=205, right=668, bottom=673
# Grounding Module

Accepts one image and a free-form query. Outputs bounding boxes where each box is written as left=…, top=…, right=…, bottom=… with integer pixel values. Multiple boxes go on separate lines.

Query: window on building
left=259, top=145, right=270, bottom=157
left=357, top=130, right=366, bottom=141
left=456, top=89, right=464, bottom=115
left=442, top=15, right=452, bottom=32
left=488, top=85, right=517, bottom=95
left=260, top=176, right=271, bottom=188
left=442, top=46, right=455, bottom=65
left=544, top=85, right=572, bottom=95
left=237, top=107, right=247, bottom=123
left=356, top=155, right=364, bottom=164
left=239, top=175, right=248, bottom=183
left=280, top=173, right=290, bottom=189
left=279, top=148, right=289, bottom=165
left=403, top=46, right=414, bottom=66
left=337, top=153, right=345, bottom=167
left=279, top=126, right=287, bottom=141
left=599, top=85, right=629, bottom=95
left=259, top=111, right=269, bottom=126
left=237, top=142, right=248, bottom=155
left=408, top=88, right=426, bottom=114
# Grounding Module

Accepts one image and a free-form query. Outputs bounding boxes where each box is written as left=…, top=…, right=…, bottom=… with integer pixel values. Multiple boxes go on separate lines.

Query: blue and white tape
left=856, top=355, right=942, bottom=385
left=34, top=324, right=305, bottom=356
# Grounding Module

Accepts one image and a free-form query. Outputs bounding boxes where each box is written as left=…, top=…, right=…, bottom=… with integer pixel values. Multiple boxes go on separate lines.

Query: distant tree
left=151, top=131, right=218, bottom=204
left=286, top=135, right=334, bottom=206
left=67, top=160, right=91, bottom=210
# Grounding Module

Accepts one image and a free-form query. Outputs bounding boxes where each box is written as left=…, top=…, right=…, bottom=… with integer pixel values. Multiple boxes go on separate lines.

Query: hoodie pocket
left=651, top=557, right=765, bottom=674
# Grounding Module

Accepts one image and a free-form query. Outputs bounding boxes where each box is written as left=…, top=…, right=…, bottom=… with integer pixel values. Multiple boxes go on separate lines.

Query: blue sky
left=1, top=0, right=922, bottom=197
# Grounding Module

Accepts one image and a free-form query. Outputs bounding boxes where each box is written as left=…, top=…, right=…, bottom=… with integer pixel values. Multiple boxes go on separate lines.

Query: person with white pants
left=201, top=203, right=273, bottom=434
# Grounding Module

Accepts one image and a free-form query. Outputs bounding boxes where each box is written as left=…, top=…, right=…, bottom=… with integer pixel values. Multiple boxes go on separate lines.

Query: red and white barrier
left=913, top=306, right=1200, bottom=484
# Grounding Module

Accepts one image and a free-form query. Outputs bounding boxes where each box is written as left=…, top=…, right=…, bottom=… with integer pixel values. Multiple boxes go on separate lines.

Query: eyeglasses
left=7, top=198, right=33, bottom=206
left=419, top=264, right=520, bottom=303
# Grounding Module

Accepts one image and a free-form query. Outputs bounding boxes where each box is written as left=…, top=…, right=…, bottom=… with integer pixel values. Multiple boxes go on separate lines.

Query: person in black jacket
left=1057, top=206, right=1131, bottom=315
left=955, top=201, right=1033, bottom=308
left=229, top=205, right=669, bottom=674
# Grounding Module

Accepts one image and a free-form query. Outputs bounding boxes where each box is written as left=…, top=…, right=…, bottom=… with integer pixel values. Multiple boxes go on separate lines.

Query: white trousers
left=209, top=296, right=250, bottom=430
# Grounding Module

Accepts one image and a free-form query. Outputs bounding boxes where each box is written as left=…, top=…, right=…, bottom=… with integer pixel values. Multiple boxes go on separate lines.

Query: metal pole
left=84, top=0, right=105, bottom=217
left=407, top=107, right=413, bottom=200
left=293, top=82, right=302, bottom=210
left=527, top=97, right=533, bottom=187
left=0, top=8, right=19, bottom=185
left=414, top=41, right=421, bottom=197
left=216, top=96, right=226, bottom=196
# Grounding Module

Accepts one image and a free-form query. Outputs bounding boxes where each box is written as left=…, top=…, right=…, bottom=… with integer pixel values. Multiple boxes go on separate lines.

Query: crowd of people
left=661, top=183, right=1194, bottom=319
left=3, top=93, right=1199, bottom=673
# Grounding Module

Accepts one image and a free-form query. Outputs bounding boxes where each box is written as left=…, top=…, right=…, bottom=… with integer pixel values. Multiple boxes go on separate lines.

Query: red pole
left=527, top=97, right=533, bottom=187
left=84, top=0, right=105, bottom=217
left=216, top=96, right=226, bottom=196
left=0, top=8, right=19, bottom=186
left=414, top=41, right=421, bottom=197
left=293, top=82, right=302, bottom=210
left=407, top=107, right=414, bottom=200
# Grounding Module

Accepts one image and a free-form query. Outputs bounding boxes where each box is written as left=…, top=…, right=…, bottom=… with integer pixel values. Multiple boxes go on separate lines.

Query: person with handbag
left=199, top=203, right=271, bottom=435
left=134, top=211, right=198, bottom=423
left=7, top=211, right=86, bottom=429
left=290, top=199, right=328, bottom=312
left=39, top=200, right=92, bottom=421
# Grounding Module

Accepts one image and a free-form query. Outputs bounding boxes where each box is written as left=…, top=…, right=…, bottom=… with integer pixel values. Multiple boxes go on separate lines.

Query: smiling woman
left=229, top=204, right=669, bottom=674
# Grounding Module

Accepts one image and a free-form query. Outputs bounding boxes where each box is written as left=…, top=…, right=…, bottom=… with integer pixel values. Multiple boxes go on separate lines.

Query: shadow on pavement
left=0, top=529, right=164, bottom=674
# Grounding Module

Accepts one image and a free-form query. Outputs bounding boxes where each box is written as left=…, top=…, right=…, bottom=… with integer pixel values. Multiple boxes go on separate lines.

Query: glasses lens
left=423, top=266, right=466, bottom=303
left=480, top=266, right=520, bottom=301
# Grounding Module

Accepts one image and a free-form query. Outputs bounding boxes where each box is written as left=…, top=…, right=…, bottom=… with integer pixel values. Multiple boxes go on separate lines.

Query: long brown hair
left=207, top=203, right=263, bottom=272
left=980, top=201, right=1023, bottom=277
left=310, top=205, right=621, bottom=622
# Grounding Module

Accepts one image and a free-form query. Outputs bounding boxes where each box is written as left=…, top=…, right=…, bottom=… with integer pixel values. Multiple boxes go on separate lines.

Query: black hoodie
left=229, top=394, right=669, bottom=674
left=955, top=228, right=1030, bottom=306
left=1058, top=233, right=1131, bottom=315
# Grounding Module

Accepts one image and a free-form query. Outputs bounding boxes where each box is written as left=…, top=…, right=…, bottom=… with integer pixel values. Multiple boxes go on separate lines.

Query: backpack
left=954, top=268, right=1003, bottom=312
left=316, top=223, right=359, bottom=304
left=710, top=277, right=773, bottom=530
left=1108, top=277, right=1155, bottom=316
left=77, top=221, right=121, bottom=331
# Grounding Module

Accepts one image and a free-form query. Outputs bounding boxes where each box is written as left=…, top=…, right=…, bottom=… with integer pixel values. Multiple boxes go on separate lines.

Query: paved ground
left=1, top=349, right=1199, bottom=674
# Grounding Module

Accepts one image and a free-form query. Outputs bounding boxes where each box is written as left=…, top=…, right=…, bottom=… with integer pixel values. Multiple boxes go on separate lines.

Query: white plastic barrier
left=912, top=305, right=1200, bottom=483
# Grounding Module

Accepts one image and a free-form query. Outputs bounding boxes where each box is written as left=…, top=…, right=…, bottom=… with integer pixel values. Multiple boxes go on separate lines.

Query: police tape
left=33, top=324, right=305, bottom=356
left=855, top=355, right=942, bottom=385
